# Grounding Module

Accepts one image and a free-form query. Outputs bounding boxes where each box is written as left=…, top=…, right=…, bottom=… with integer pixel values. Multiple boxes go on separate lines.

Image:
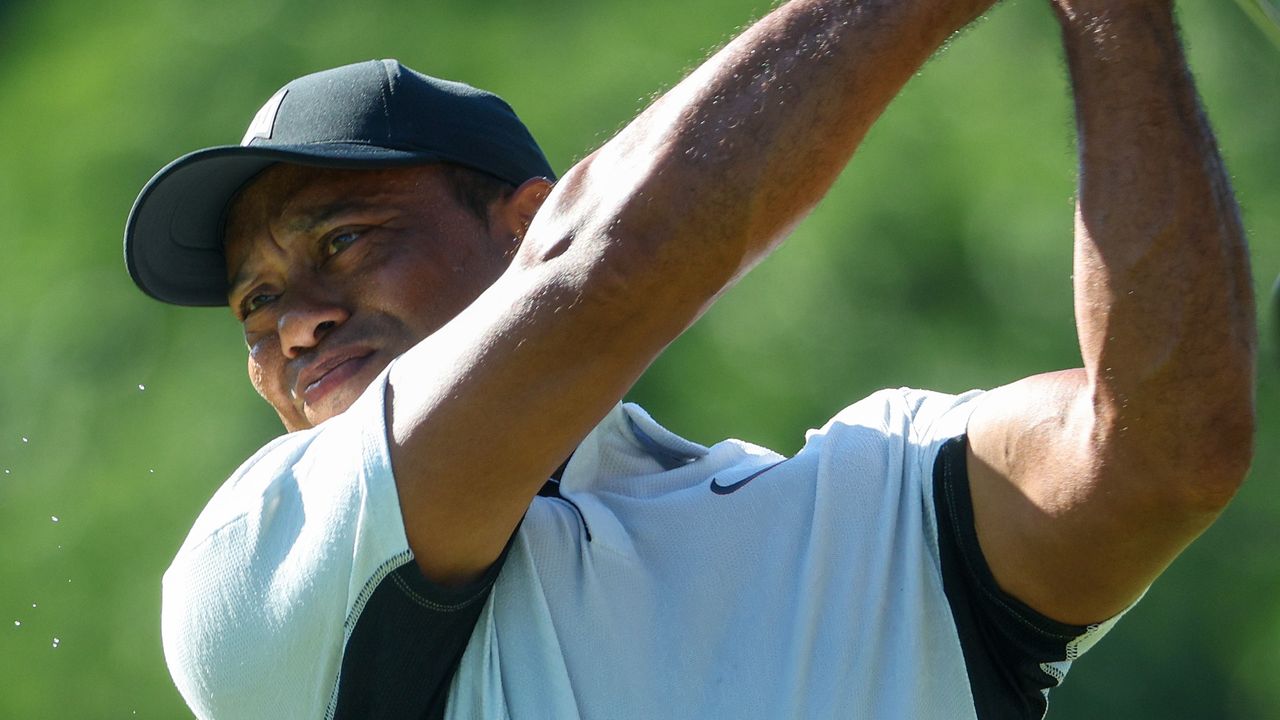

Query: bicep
left=964, top=369, right=1221, bottom=625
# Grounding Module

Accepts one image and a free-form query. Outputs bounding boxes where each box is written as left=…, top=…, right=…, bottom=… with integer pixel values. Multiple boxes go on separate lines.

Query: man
left=125, top=0, right=1255, bottom=718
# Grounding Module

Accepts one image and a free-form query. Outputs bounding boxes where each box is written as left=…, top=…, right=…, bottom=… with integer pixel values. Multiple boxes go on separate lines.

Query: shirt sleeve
left=906, top=389, right=1134, bottom=720
left=160, top=366, right=508, bottom=720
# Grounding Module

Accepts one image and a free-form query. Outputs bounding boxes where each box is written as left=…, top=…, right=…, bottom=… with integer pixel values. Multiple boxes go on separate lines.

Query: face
left=224, top=163, right=530, bottom=432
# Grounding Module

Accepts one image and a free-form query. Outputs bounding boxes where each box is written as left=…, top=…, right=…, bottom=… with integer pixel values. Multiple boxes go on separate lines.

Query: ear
left=490, top=176, right=553, bottom=242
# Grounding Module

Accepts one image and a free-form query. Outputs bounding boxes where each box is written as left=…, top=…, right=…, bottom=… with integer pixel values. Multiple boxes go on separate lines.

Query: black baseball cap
left=125, top=59, right=556, bottom=307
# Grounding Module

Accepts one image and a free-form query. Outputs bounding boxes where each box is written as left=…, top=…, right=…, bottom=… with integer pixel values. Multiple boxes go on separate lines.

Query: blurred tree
left=0, top=0, right=1274, bottom=717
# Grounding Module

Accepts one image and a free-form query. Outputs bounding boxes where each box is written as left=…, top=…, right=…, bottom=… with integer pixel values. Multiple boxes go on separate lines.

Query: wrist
left=1051, top=2, right=1179, bottom=62
left=1050, top=1, right=1174, bottom=28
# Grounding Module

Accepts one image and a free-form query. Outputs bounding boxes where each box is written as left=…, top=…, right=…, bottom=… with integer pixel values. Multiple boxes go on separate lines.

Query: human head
left=125, top=60, right=556, bottom=427
left=124, top=58, right=555, bottom=306
left=223, top=162, right=551, bottom=430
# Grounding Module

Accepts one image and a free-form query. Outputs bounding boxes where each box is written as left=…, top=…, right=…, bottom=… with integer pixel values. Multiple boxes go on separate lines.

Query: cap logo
left=240, top=88, right=288, bottom=146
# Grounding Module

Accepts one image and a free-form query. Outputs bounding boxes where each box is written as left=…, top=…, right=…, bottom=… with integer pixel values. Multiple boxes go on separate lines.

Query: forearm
left=392, top=0, right=1000, bottom=584
left=1060, top=2, right=1255, bottom=493
left=529, top=0, right=997, bottom=302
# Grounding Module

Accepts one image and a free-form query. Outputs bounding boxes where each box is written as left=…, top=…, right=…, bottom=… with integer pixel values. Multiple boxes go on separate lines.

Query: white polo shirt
left=162, top=371, right=1126, bottom=719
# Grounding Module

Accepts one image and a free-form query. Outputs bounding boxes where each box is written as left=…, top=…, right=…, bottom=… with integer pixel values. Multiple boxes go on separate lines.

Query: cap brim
left=125, top=143, right=447, bottom=307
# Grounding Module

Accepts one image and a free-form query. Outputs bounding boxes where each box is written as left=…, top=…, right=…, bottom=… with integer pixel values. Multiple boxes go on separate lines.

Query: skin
left=966, top=0, right=1256, bottom=623
left=225, top=0, right=1254, bottom=632
left=224, top=165, right=550, bottom=431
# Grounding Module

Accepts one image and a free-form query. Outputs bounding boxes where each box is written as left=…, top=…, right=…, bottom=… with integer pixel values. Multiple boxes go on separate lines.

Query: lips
left=293, top=348, right=376, bottom=408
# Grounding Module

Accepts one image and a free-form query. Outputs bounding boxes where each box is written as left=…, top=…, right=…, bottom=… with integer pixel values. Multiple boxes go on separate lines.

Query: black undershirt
left=933, top=434, right=1094, bottom=720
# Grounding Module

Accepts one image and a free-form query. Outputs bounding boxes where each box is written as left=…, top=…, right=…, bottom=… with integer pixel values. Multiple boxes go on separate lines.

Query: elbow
left=1181, top=394, right=1255, bottom=511
left=517, top=148, right=743, bottom=314
left=1176, top=350, right=1257, bottom=509
left=1092, top=364, right=1255, bottom=515
left=1142, top=388, right=1254, bottom=515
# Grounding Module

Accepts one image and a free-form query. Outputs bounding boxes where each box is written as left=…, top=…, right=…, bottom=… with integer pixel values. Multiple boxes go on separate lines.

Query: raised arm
left=966, top=0, right=1256, bottom=624
left=388, top=0, right=998, bottom=584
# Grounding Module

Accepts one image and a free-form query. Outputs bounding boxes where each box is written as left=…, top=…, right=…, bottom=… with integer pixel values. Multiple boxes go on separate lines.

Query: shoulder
left=176, top=368, right=398, bottom=557
left=178, top=427, right=321, bottom=548
left=162, top=370, right=410, bottom=719
left=807, top=387, right=985, bottom=457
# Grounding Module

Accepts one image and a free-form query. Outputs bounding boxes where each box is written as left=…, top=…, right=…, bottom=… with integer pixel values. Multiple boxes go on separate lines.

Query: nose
left=277, top=297, right=350, bottom=359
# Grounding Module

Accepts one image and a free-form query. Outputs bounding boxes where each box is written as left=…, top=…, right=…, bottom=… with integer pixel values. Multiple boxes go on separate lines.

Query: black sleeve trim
left=331, top=539, right=514, bottom=720
left=933, top=435, right=1092, bottom=720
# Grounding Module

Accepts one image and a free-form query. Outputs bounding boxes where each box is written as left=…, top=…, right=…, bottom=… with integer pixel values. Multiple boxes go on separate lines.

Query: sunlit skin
left=223, top=164, right=548, bottom=432
left=212, top=0, right=1251, bottom=612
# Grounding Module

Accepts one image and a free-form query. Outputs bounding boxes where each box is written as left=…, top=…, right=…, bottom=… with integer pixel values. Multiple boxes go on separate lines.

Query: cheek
left=402, top=244, right=508, bottom=312
left=246, top=341, right=305, bottom=424
left=246, top=349, right=272, bottom=398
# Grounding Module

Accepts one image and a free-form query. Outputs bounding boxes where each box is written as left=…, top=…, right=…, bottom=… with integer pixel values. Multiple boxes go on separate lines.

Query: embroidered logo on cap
left=240, top=88, right=288, bottom=146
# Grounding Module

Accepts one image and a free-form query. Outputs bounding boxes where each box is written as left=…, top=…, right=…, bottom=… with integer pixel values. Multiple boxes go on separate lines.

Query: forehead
left=223, top=163, right=446, bottom=269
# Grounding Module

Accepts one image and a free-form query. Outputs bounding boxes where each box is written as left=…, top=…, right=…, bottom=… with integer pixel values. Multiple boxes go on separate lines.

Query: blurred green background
left=0, top=0, right=1275, bottom=717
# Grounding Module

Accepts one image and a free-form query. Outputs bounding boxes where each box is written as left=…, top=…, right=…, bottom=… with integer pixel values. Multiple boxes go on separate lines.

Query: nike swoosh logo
left=710, top=459, right=788, bottom=495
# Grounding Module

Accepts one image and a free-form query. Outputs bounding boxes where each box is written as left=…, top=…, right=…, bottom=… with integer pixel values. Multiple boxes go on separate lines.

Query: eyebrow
left=226, top=271, right=260, bottom=311
left=286, top=199, right=380, bottom=234
left=226, top=198, right=381, bottom=307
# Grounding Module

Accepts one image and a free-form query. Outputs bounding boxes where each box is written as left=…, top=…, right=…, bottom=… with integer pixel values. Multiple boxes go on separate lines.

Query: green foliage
left=0, top=0, right=1275, bottom=717
left=1235, top=0, right=1280, bottom=49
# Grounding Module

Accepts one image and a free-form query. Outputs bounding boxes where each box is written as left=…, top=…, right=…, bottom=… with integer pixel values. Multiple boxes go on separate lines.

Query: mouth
left=294, top=348, right=377, bottom=410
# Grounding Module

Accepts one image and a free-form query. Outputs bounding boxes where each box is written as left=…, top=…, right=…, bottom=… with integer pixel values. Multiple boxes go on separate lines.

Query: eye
left=323, top=229, right=361, bottom=258
left=241, top=291, right=278, bottom=318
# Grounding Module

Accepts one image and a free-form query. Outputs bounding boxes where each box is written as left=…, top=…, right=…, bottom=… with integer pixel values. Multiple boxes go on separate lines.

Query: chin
left=303, top=385, right=368, bottom=427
